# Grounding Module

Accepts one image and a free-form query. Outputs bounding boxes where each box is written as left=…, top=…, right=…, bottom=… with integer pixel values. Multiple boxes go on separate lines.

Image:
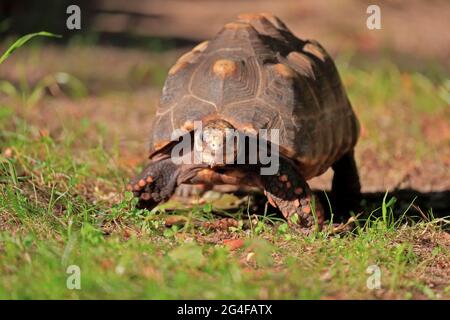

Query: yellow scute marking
left=224, top=22, right=251, bottom=30
left=274, top=63, right=296, bottom=79
left=193, top=41, right=209, bottom=52
left=238, top=13, right=265, bottom=21
left=212, top=59, right=238, bottom=79
left=303, top=43, right=326, bottom=62
left=168, top=61, right=188, bottom=75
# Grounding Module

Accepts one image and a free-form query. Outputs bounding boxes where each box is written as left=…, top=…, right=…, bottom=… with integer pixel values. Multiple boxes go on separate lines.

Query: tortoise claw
left=140, top=192, right=151, bottom=201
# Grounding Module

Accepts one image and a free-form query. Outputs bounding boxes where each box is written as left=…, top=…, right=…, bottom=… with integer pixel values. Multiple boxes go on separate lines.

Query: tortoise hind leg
left=127, top=158, right=181, bottom=208
left=261, top=159, right=324, bottom=230
left=331, top=149, right=362, bottom=215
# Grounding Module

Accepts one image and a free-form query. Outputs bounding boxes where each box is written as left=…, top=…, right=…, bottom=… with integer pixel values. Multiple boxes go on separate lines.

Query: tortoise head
left=194, top=119, right=238, bottom=167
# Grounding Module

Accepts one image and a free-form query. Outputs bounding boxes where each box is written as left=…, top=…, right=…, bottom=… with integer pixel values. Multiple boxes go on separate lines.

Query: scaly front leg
left=261, top=158, right=324, bottom=230
left=127, top=158, right=181, bottom=208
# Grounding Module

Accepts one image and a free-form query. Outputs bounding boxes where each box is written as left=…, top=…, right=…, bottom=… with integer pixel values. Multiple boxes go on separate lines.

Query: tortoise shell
left=148, top=13, right=359, bottom=179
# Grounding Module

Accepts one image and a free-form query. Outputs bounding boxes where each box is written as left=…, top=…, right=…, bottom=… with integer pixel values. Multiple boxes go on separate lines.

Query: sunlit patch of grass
left=339, top=58, right=448, bottom=114
left=0, top=71, right=88, bottom=107
left=1, top=198, right=447, bottom=299
left=337, top=57, right=449, bottom=163
left=0, top=32, right=80, bottom=107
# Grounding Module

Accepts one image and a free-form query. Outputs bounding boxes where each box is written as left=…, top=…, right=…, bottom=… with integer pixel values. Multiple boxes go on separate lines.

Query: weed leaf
left=0, top=31, right=61, bottom=65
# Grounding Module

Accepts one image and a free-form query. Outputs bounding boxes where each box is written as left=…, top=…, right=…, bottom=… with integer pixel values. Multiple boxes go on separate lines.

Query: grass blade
left=0, top=31, right=61, bottom=65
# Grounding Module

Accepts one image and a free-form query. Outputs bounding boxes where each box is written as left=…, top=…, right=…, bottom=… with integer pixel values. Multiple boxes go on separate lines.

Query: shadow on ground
left=244, top=188, right=450, bottom=224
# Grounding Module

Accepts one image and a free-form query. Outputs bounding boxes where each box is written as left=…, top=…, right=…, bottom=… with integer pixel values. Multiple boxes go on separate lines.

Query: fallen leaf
left=223, top=238, right=244, bottom=250
left=39, top=128, right=49, bottom=137
left=165, top=215, right=188, bottom=227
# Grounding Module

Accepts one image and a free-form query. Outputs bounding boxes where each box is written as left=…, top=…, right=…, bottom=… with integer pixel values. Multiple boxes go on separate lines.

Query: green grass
left=0, top=43, right=449, bottom=299
left=0, top=31, right=60, bottom=65
left=0, top=225, right=438, bottom=299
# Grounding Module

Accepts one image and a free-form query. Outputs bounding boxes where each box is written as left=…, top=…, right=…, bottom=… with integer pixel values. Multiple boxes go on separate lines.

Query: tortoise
left=128, top=13, right=361, bottom=229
